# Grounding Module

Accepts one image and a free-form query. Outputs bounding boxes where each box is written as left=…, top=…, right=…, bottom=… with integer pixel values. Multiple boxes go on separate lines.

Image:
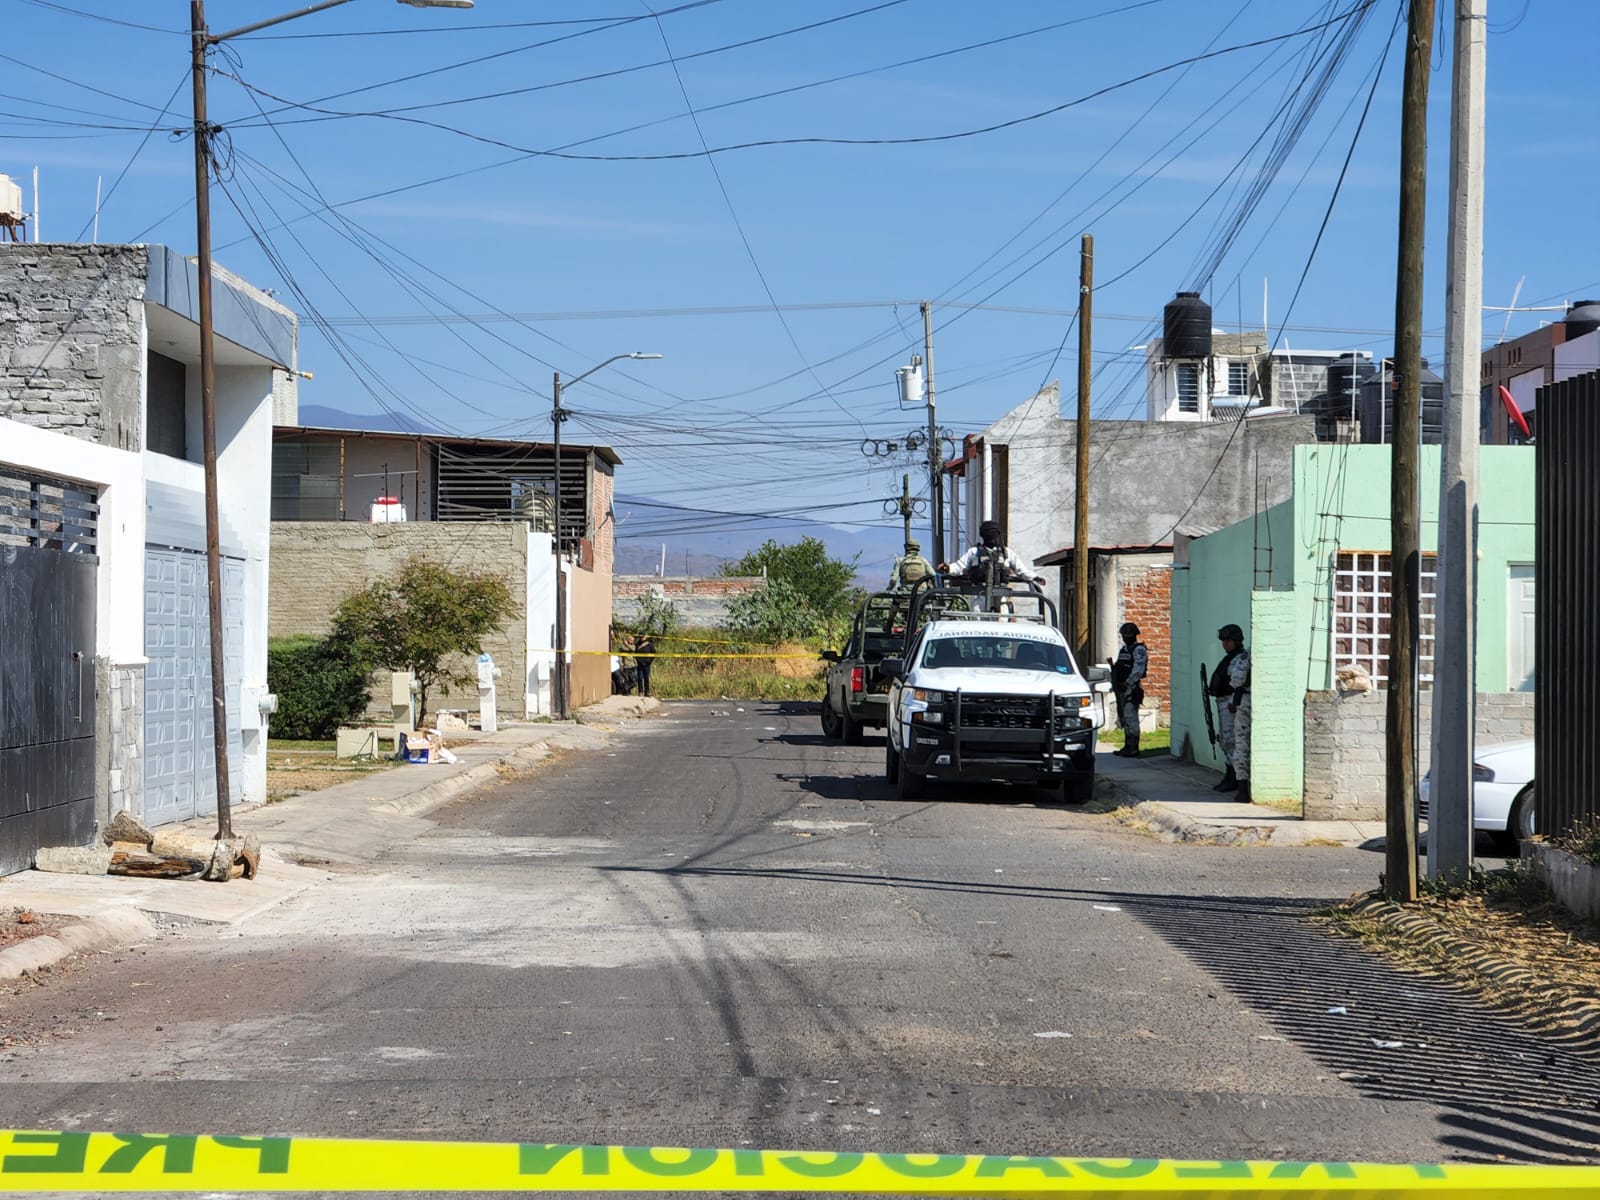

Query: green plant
left=1556, top=816, right=1600, bottom=866
left=330, top=557, right=516, bottom=721
left=724, top=578, right=824, bottom=643
left=266, top=636, right=371, bottom=740
left=722, top=537, right=860, bottom=631
left=625, top=592, right=682, bottom=638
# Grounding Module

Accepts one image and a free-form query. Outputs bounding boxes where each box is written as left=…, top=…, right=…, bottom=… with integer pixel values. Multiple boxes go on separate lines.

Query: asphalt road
left=1, top=702, right=1597, bottom=1168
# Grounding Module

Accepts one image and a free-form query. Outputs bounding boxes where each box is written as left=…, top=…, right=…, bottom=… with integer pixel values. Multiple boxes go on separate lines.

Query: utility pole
left=897, top=475, right=914, bottom=544
left=1074, top=235, right=1093, bottom=660
left=552, top=370, right=568, bottom=720
left=1386, top=0, right=1436, bottom=904
left=921, top=302, right=944, bottom=563
left=1430, top=0, right=1486, bottom=883
left=190, top=0, right=231, bottom=838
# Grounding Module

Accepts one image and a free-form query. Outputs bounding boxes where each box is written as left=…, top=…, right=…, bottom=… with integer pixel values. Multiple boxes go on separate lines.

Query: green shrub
left=267, top=635, right=371, bottom=740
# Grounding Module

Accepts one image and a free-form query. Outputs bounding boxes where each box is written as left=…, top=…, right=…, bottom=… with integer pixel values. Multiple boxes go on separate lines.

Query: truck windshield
left=921, top=636, right=1074, bottom=673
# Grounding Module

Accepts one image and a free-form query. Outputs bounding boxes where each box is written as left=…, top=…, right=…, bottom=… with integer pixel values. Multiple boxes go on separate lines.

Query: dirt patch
left=265, top=747, right=397, bottom=802
left=772, top=643, right=825, bottom=680
left=0, top=908, right=77, bottom=951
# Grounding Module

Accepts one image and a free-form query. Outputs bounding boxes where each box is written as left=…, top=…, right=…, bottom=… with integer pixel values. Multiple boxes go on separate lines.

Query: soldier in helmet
left=888, top=539, right=933, bottom=590
left=1210, top=623, right=1251, bottom=801
left=1110, top=621, right=1148, bottom=757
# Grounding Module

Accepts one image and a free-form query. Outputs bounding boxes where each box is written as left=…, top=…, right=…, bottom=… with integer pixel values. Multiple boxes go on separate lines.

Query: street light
left=190, top=0, right=473, bottom=840
left=551, top=353, right=662, bottom=719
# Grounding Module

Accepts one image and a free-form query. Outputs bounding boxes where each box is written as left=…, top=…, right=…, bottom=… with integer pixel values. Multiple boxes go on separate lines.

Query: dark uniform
left=1111, top=622, right=1148, bottom=757
left=1211, top=624, right=1250, bottom=801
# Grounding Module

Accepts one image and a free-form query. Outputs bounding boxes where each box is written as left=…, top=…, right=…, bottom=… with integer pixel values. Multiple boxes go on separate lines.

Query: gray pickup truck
left=818, top=591, right=911, bottom=744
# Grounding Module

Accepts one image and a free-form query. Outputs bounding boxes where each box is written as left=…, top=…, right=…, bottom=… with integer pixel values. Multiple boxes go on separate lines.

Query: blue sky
left=5, top=0, right=1595, bottom=554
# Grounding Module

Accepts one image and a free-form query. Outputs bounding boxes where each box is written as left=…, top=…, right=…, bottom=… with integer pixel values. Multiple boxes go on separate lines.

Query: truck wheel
left=885, top=742, right=900, bottom=784
left=1062, top=773, right=1095, bottom=805
left=897, top=759, right=926, bottom=799
left=842, top=705, right=864, bottom=746
left=820, top=695, right=843, bottom=740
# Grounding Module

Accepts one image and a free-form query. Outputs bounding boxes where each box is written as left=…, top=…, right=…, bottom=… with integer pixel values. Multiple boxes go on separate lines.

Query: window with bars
left=1227, top=358, right=1251, bottom=397
left=1176, top=363, right=1200, bottom=413
left=1331, top=551, right=1437, bottom=688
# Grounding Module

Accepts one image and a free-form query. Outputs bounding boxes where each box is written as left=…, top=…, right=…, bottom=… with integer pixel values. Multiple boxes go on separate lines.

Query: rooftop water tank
left=1163, top=291, right=1212, bottom=360
left=1565, top=299, right=1600, bottom=338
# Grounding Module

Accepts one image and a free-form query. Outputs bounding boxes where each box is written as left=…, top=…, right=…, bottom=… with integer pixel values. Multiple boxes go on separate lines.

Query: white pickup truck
left=882, top=617, right=1104, bottom=803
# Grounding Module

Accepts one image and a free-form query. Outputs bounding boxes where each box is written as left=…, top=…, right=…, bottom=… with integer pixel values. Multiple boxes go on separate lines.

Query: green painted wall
left=1170, top=443, right=1535, bottom=800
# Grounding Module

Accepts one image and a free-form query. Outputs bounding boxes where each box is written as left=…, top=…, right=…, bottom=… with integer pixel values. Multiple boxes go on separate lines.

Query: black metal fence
left=1534, top=369, right=1600, bottom=839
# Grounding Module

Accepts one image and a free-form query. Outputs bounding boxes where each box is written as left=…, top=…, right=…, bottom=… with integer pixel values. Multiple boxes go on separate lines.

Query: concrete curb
left=1103, top=775, right=1278, bottom=846
left=375, top=743, right=556, bottom=820
left=0, top=909, right=155, bottom=981
left=1344, top=894, right=1600, bottom=1044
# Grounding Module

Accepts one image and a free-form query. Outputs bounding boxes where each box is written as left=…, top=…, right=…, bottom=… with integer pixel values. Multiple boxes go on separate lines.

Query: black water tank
left=1326, top=353, right=1374, bottom=399
left=1565, top=299, right=1600, bottom=338
left=1163, top=291, right=1212, bottom=360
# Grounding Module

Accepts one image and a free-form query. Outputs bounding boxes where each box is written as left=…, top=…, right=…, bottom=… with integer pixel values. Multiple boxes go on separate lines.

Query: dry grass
left=265, top=744, right=396, bottom=803
left=1323, top=869, right=1600, bottom=1036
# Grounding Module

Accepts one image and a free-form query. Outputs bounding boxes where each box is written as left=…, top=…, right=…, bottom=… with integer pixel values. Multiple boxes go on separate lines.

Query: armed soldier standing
left=888, top=539, right=933, bottom=590
left=1110, top=622, right=1148, bottom=757
left=1210, top=623, right=1251, bottom=801
left=938, top=520, right=1042, bottom=586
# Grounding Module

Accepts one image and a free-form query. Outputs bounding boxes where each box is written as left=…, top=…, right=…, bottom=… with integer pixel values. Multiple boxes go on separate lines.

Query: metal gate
left=0, top=469, right=98, bottom=876
left=142, top=548, right=244, bottom=827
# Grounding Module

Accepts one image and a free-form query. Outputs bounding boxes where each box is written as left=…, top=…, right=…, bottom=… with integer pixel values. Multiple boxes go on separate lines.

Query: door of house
left=1507, top=564, right=1535, bottom=692
left=143, top=547, right=244, bottom=827
left=0, top=471, right=98, bottom=875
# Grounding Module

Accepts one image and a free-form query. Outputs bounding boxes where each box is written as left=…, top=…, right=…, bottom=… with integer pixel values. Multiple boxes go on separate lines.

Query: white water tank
left=0, top=175, right=23, bottom=221
left=370, top=496, right=407, bottom=523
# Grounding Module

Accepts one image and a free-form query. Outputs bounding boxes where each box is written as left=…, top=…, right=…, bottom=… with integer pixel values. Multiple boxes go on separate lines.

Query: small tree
left=330, top=557, right=516, bottom=721
left=628, top=592, right=681, bottom=638
left=725, top=578, right=821, bottom=643
left=722, top=537, right=859, bottom=631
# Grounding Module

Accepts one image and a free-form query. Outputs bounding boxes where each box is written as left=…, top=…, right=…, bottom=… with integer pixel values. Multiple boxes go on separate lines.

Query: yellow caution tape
left=0, top=1133, right=1596, bottom=1195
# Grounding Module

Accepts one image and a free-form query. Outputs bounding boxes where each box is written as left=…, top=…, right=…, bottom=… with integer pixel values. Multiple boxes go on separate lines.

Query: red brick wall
left=592, top=467, right=614, bottom=576
left=1120, top=564, right=1172, bottom=715
left=614, top=576, right=765, bottom=598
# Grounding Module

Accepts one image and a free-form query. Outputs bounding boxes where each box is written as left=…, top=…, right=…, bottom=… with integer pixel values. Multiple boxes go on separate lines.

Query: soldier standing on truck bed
left=938, top=520, right=1042, bottom=586
left=888, top=539, right=933, bottom=590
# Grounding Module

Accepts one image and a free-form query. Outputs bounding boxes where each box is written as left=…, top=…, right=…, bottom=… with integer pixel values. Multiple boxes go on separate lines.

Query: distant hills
left=289, top=406, right=910, bottom=587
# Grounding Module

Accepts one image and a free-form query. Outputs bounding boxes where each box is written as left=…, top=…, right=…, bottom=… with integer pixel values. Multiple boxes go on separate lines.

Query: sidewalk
left=1097, top=745, right=1387, bottom=849
left=0, top=696, right=659, bottom=978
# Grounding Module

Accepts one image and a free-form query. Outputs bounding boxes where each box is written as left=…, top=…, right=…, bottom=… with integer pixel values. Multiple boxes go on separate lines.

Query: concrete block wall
left=0, top=244, right=146, bottom=451
left=614, top=576, right=767, bottom=627
left=269, top=522, right=528, bottom=717
left=1303, top=690, right=1536, bottom=820
left=1119, top=563, right=1171, bottom=716
left=94, top=658, right=145, bottom=832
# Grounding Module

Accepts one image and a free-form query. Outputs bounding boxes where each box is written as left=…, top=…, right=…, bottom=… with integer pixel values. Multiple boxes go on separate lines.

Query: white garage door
left=143, top=548, right=244, bottom=827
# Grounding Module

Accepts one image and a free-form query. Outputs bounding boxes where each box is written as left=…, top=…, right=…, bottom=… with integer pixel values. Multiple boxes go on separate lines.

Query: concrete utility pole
left=896, top=475, right=914, bottom=544
left=920, top=302, right=945, bottom=563
left=551, top=369, right=568, bottom=721
left=1074, top=235, right=1093, bottom=660
left=1386, top=0, right=1436, bottom=904
left=1430, top=0, right=1487, bottom=883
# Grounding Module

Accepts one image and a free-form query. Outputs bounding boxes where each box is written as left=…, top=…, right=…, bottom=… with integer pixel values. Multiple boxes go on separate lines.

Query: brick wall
left=1303, top=690, right=1535, bottom=820
left=614, top=575, right=766, bottom=627
left=0, top=244, right=146, bottom=450
left=1119, top=563, right=1171, bottom=715
left=592, top=466, right=615, bottom=578
left=269, top=522, right=528, bottom=716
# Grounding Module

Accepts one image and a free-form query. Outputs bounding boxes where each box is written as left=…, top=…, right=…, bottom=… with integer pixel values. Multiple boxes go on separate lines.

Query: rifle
left=1199, top=662, right=1218, bottom=749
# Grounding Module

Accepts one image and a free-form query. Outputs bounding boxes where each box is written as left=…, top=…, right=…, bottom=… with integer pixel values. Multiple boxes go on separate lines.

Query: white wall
left=1553, top=328, right=1600, bottom=385
left=525, top=531, right=557, bottom=716
left=0, top=418, right=146, bottom=665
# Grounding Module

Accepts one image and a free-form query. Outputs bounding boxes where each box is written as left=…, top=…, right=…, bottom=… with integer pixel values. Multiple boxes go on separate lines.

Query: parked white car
left=1419, top=740, right=1535, bottom=846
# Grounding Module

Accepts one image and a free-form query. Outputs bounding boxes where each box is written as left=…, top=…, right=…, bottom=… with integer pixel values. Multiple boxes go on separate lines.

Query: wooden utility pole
left=1386, top=0, right=1436, bottom=903
left=921, top=302, right=945, bottom=563
left=1074, top=235, right=1093, bottom=659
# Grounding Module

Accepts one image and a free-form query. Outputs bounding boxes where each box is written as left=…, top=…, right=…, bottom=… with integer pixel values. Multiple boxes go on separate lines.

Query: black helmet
left=978, top=519, right=1002, bottom=538
left=1217, top=623, right=1244, bottom=642
left=1120, top=622, right=1139, bottom=637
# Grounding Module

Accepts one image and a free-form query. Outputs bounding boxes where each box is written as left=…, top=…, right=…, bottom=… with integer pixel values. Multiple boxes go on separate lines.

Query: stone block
left=102, top=809, right=153, bottom=847
left=34, top=845, right=113, bottom=875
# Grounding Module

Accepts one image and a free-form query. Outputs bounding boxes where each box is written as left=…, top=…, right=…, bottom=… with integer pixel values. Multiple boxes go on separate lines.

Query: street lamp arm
left=210, top=0, right=473, bottom=45
left=561, top=352, right=662, bottom=393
